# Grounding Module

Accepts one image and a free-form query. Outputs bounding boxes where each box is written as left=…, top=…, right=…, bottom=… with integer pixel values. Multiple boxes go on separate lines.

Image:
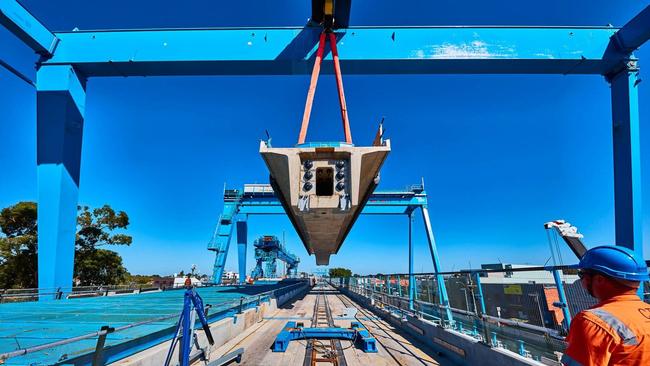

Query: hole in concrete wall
left=316, top=167, right=334, bottom=196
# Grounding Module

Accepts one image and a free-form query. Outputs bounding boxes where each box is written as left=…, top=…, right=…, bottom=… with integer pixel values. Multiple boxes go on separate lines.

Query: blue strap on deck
left=272, top=321, right=377, bottom=353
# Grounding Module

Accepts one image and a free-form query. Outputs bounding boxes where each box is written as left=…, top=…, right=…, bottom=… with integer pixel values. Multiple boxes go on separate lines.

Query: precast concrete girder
left=260, top=142, right=390, bottom=265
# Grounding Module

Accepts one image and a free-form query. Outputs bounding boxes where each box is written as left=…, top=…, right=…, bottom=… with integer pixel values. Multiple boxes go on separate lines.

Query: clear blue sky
left=1, top=1, right=649, bottom=277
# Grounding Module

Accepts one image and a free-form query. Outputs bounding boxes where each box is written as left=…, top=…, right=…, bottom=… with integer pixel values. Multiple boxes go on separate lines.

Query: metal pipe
left=408, top=213, right=415, bottom=311
left=421, top=301, right=561, bottom=337
left=552, top=269, right=572, bottom=328
left=473, top=273, right=487, bottom=314
left=421, top=206, right=453, bottom=324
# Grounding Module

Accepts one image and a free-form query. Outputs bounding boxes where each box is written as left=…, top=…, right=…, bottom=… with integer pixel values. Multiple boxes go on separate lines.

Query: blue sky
left=1, top=1, right=649, bottom=277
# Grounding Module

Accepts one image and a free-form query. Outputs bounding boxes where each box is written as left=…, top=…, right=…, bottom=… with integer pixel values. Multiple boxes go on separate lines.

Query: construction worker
left=562, top=246, right=650, bottom=366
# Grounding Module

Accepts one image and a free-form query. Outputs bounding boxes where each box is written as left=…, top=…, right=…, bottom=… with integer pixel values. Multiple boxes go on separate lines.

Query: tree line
left=0, top=202, right=132, bottom=289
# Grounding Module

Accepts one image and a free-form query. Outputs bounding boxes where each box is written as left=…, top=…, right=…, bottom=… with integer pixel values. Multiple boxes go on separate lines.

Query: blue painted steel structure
left=236, top=221, right=247, bottom=285
left=250, top=235, right=300, bottom=279
left=0, top=0, right=648, bottom=299
left=0, top=0, right=57, bottom=56
left=207, top=184, right=456, bottom=325
left=164, top=288, right=214, bottom=366
left=272, top=321, right=377, bottom=353
left=551, top=269, right=572, bottom=329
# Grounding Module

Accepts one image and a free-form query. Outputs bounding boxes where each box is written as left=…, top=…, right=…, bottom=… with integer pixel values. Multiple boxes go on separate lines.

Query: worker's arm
left=562, top=313, right=615, bottom=366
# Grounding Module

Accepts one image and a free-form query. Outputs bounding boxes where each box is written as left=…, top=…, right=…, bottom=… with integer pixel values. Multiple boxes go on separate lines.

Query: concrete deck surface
left=211, top=284, right=456, bottom=366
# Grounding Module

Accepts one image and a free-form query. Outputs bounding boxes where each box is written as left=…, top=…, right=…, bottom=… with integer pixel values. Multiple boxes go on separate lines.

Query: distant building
left=220, top=271, right=240, bottom=285
left=151, top=276, right=174, bottom=289
left=172, top=276, right=203, bottom=288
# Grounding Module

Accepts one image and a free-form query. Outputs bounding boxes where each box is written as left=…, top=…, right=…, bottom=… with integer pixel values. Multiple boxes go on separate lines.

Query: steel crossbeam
left=272, top=321, right=377, bottom=353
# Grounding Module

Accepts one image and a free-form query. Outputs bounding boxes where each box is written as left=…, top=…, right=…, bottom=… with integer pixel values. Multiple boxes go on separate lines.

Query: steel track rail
left=303, top=283, right=347, bottom=366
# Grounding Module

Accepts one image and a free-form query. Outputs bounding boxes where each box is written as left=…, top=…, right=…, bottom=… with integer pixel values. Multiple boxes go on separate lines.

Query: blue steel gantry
left=209, top=183, right=455, bottom=323
left=0, top=0, right=649, bottom=299
left=250, top=235, right=300, bottom=279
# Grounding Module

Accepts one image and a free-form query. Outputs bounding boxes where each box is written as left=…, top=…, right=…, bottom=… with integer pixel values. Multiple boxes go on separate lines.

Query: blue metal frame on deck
left=0, top=0, right=648, bottom=300
left=272, top=321, right=377, bottom=353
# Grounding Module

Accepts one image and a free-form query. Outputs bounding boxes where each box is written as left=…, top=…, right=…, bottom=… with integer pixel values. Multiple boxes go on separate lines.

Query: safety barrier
left=0, top=281, right=308, bottom=365
left=0, top=284, right=170, bottom=303
left=332, top=264, right=649, bottom=365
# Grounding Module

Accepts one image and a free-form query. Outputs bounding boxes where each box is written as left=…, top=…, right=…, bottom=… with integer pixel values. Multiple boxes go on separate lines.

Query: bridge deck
left=0, top=283, right=294, bottom=365
left=212, top=284, right=454, bottom=366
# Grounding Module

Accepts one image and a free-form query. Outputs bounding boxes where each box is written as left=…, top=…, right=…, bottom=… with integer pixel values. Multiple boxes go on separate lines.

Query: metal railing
left=0, top=284, right=170, bottom=303
left=332, top=264, right=649, bottom=364
left=0, top=281, right=308, bottom=364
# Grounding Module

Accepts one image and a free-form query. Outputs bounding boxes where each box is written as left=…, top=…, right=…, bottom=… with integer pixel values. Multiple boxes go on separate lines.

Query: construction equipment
left=544, top=220, right=588, bottom=260
left=273, top=282, right=377, bottom=356
left=251, top=235, right=300, bottom=279
left=164, top=285, right=215, bottom=366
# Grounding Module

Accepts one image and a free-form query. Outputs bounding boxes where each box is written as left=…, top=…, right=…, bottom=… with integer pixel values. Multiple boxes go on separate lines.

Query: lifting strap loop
left=329, top=32, right=353, bottom=144
left=297, top=31, right=353, bottom=145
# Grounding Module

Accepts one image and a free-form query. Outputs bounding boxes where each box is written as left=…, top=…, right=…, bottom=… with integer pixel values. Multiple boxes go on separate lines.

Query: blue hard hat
left=578, top=246, right=649, bottom=282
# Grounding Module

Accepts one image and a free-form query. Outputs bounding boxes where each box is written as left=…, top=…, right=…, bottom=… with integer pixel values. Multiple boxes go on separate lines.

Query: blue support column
left=473, top=272, right=487, bottom=314
left=421, top=206, right=454, bottom=325
left=36, top=65, right=86, bottom=299
left=408, top=213, right=415, bottom=311
left=386, top=275, right=391, bottom=295
left=208, top=195, right=241, bottom=284
left=609, top=63, right=645, bottom=297
left=236, top=220, right=247, bottom=284
left=552, top=269, right=572, bottom=328
left=396, top=275, right=403, bottom=297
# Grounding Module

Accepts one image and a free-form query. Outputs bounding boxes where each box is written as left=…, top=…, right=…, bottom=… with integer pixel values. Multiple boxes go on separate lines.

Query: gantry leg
left=236, top=220, right=247, bottom=284
left=609, top=62, right=645, bottom=297
left=421, top=206, right=454, bottom=324
left=610, top=63, right=643, bottom=254
left=36, top=65, right=86, bottom=299
left=408, top=213, right=415, bottom=310
left=209, top=198, right=240, bottom=284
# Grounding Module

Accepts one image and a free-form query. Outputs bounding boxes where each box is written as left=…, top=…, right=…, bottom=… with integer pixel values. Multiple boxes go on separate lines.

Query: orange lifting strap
left=297, top=31, right=353, bottom=145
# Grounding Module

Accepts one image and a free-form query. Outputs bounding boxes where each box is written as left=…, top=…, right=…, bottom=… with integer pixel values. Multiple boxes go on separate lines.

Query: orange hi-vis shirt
left=562, top=295, right=650, bottom=366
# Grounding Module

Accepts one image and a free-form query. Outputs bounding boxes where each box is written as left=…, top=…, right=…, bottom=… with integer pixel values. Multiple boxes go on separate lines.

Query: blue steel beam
left=613, top=5, right=650, bottom=53
left=40, top=27, right=628, bottom=76
left=552, top=269, right=572, bottom=329
left=36, top=65, right=86, bottom=298
left=208, top=193, right=241, bottom=283
left=610, top=65, right=642, bottom=251
left=235, top=187, right=428, bottom=215
left=236, top=221, right=247, bottom=284
left=609, top=62, right=645, bottom=298
left=421, top=206, right=454, bottom=325
left=0, top=0, right=57, bottom=56
left=408, top=213, right=415, bottom=311
left=209, top=185, right=430, bottom=282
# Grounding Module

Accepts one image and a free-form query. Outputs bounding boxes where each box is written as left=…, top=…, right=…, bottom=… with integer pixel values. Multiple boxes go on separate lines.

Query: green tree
left=0, top=202, right=38, bottom=288
left=329, top=267, right=352, bottom=278
left=0, top=202, right=132, bottom=288
left=74, top=205, right=132, bottom=285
